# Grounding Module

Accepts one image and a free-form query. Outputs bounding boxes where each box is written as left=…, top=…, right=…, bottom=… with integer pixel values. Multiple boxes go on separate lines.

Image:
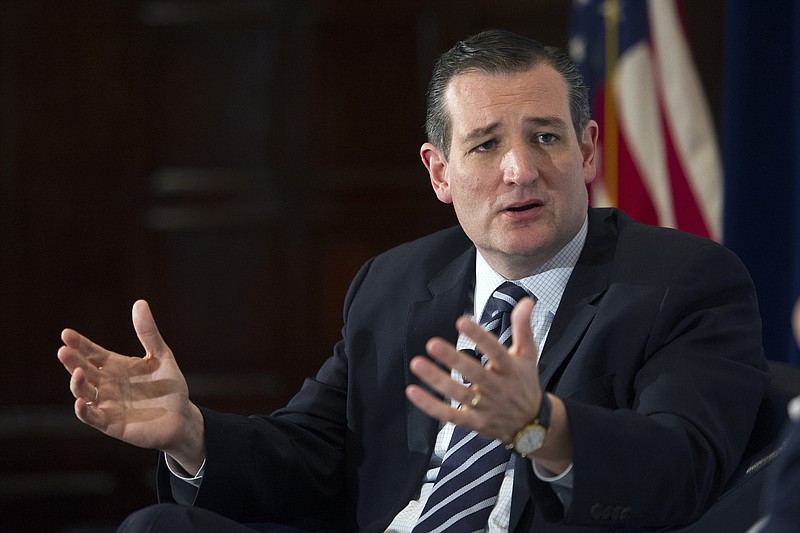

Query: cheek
left=557, top=178, right=590, bottom=223
left=450, top=182, right=485, bottom=225
left=447, top=163, right=501, bottom=215
left=552, top=161, right=590, bottom=197
left=451, top=171, right=488, bottom=197
left=450, top=181, right=487, bottom=217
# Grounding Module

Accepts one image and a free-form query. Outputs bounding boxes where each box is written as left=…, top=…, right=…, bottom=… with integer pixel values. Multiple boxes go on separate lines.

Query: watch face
left=517, top=425, right=546, bottom=456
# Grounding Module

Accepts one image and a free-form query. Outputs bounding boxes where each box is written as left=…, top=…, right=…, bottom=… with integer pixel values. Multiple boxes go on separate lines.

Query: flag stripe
left=648, top=0, right=722, bottom=240
left=570, top=0, right=722, bottom=241
left=615, top=41, right=675, bottom=229
left=660, top=100, right=711, bottom=237
left=616, top=122, right=658, bottom=225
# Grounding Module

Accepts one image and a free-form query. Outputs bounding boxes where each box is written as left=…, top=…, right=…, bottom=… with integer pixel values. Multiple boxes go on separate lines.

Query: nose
left=500, top=146, right=538, bottom=186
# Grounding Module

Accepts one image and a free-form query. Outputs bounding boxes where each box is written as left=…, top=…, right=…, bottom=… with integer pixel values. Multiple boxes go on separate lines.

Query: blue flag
left=722, top=0, right=800, bottom=363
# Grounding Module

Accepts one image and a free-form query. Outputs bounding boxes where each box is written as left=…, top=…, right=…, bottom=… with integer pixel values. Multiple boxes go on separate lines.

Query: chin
left=503, top=235, right=553, bottom=257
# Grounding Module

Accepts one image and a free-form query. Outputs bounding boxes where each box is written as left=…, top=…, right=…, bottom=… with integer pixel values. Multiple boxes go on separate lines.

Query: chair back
left=663, top=361, right=800, bottom=532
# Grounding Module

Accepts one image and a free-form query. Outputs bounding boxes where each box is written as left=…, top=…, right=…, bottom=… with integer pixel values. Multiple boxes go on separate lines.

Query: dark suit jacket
left=157, top=207, right=769, bottom=532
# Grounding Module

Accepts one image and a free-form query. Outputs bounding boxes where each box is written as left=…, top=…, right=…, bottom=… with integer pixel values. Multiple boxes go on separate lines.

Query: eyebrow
left=461, top=116, right=568, bottom=144
left=527, top=116, right=568, bottom=129
left=463, top=122, right=501, bottom=145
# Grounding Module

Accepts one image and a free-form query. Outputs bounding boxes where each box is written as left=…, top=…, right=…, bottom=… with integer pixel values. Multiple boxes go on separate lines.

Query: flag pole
left=603, top=0, right=620, bottom=207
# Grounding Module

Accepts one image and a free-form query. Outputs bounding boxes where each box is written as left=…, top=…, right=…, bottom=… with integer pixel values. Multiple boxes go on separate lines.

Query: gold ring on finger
left=86, top=385, right=99, bottom=406
left=469, top=390, right=481, bottom=409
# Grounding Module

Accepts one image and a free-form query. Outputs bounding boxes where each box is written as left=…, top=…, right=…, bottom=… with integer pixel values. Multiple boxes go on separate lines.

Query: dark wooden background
left=0, top=1, right=723, bottom=530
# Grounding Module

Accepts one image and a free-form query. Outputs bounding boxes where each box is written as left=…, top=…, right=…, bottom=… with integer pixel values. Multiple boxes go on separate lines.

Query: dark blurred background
left=0, top=1, right=723, bottom=530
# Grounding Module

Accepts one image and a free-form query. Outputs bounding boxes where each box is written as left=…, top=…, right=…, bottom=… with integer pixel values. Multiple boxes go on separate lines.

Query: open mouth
left=506, top=202, right=541, bottom=212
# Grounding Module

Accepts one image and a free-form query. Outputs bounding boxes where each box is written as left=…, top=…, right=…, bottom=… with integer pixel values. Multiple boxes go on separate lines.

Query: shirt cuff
left=164, top=453, right=206, bottom=488
left=533, top=461, right=574, bottom=483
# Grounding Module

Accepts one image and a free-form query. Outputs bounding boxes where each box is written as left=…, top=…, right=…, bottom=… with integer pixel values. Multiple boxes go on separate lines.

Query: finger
left=424, top=338, right=486, bottom=386
left=74, top=396, right=108, bottom=430
left=454, top=298, right=537, bottom=373
left=69, top=366, right=100, bottom=403
left=408, top=354, right=475, bottom=406
left=58, top=341, right=106, bottom=389
left=57, top=343, right=79, bottom=375
left=60, top=328, right=110, bottom=369
left=132, top=300, right=170, bottom=359
left=509, top=297, right=537, bottom=359
left=405, top=383, right=471, bottom=426
left=456, top=316, right=504, bottom=361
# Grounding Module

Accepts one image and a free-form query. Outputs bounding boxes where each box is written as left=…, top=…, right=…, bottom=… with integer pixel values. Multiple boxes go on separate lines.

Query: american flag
left=569, top=0, right=722, bottom=240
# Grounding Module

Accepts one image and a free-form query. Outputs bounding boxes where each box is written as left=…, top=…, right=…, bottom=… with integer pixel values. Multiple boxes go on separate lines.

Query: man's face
left=421, top=65, right=598, bottom=279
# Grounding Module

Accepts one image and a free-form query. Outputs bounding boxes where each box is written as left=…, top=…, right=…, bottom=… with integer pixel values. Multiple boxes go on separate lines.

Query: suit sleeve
left=154, top=259, right=377, bottom=530
left=529, top=242, right=769, bottom=529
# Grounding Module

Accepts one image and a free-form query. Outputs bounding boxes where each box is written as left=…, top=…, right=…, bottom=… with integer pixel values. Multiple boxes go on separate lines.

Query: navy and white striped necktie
left=413, top=281, right=531, bottom=532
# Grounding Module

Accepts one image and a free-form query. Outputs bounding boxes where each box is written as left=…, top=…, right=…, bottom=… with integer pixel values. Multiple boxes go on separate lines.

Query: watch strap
left=536, top=392, right=552, bottom=429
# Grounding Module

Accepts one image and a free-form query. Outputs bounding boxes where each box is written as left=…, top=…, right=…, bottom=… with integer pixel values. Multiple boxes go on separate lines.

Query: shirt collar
left=474, top=215, right=588, bottom=320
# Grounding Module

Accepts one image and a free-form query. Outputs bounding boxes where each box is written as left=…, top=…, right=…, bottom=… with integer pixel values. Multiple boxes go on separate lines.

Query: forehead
left=445, top=65, right=572, bottom=139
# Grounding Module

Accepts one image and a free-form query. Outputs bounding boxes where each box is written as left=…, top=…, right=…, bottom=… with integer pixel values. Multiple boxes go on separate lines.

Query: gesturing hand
left=406, top=297, right=572, bottom=473
left=57, top=300, right=205, bottom=474
left=405, top=297, right=542, bottom=443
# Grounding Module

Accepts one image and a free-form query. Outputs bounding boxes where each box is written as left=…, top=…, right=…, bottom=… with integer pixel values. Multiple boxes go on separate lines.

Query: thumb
left=510, top=297, right=537, bottom=360
left=132, top=299, right=170, bottom=358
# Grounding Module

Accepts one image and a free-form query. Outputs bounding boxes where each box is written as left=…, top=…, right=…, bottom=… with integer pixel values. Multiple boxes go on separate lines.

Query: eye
left=535, top=133, right=558, bottom=145
left=472, top=139, right=498, bottom=153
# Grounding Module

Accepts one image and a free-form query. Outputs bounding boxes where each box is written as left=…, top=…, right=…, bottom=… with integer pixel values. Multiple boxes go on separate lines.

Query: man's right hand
left=57, top=300, right=206, bottom=475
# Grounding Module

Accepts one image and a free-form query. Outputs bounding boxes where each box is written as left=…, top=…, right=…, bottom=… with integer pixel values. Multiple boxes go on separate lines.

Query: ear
left=580, top=120, right=599, bottom=185
left=420, top=142, right=453, bottom=204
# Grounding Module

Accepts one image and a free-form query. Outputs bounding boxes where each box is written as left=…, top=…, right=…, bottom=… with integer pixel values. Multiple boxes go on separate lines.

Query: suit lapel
left=538, top=208, right=615, bottom=389
left=405, top=246, right=475, bottom=454
left=510, top=208, right=618, bottom=531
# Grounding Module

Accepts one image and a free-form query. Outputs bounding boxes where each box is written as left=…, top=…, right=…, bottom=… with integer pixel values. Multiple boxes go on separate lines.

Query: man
left=58, top=30, right=768, bottom=531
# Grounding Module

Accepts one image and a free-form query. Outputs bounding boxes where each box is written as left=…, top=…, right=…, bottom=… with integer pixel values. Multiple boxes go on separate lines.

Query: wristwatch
left=506, top=392, right=552, bottom=458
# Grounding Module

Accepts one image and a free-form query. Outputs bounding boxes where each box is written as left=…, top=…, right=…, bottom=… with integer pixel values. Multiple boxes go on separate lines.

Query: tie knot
left=486, top=281, right=531, bottom=316
left=474, top=282, right=532, bottom=354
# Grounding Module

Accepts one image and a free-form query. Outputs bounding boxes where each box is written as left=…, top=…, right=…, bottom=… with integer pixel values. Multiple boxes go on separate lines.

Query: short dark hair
left=425, top=29, right=591, bottom=158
